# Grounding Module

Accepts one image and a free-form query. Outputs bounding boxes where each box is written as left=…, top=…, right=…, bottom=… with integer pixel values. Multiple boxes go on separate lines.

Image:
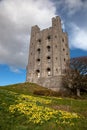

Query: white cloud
left=0, top=0, right=87, bottom=73
left=69, top=24, right=87, bottom=50
left=0, top=0, right=56, bottom=69
left=10, top=66, right=21, bottom=73
left=55, top=0, right=87, bottom=16
left=64, top=0, right=82, bottom=15
left=65, top=0, right=82, bottom=9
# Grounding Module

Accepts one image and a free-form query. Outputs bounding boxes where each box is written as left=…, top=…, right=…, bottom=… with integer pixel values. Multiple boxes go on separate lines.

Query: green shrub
left=33, top=89, right=51, bottom=96
left=33, top=89, right=71, bottom=97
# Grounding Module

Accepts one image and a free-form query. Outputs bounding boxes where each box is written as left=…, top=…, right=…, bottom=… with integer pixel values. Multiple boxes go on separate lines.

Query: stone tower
left=26, top=16, right=70, bottom=91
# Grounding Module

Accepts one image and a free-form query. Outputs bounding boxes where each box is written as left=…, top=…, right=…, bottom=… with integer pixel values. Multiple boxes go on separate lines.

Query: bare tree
left=63, top=56, right=87, bottom=97
left=70, top=56, right=87, bottom=75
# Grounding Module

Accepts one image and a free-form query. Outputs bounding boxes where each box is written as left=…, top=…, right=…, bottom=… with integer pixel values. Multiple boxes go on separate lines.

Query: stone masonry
left=26, top=16, right=70, bottom=91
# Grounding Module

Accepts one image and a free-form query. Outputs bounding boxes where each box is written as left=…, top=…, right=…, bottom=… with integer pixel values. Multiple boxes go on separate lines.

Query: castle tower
left=26, top=16, right=70, bottom=91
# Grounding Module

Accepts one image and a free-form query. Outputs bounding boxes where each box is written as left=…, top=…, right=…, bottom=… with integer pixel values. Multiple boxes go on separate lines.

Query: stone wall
left=26, top=16, right=70, bottom=91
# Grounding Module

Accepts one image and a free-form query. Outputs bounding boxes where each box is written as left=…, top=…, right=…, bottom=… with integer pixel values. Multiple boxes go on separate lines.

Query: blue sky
left=0, top=0, right=87, bottom=86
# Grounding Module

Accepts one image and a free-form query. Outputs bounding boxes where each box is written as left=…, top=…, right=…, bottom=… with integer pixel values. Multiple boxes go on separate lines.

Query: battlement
left=32, top=25, right=40, bottom=31
left=52, top=16, right=61, bottom=25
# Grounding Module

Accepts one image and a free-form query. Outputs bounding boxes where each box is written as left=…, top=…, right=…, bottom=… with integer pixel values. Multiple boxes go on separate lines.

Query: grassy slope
left=0, top=82, right=87, bottom=130
left=0, top=82, right=49, bottom=95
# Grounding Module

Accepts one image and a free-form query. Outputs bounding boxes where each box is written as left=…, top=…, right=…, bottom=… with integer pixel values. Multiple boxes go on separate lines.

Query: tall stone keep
left=26, top=16, right=70, bottom=91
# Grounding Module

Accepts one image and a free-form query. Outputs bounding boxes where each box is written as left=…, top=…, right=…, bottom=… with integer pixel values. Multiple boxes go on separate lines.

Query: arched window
left=55, top=45, right=57, bottom=48
left=56, top=68, right=58, bottom=72
left=37, top=58, right=40, bottom=65
left=63, top=48, right=65, bottom=51
left=37, top=58, right=40, bottom=61
left=47, top=35, right=51, bottom=40
left=62, top=38, right=64, bottom=42
left=37, top=48, right=40, bottom=54
left=36, top=69, right=40, bottom=78
left=47, top=46, right=51, bottom=51
left=55, top=35, right=57, bottom=38
left=47, top=68, right=51, bottom=76
left=47, top=56, right=50, bottom=59
left=56, top=57, right=57, bottom=60
left=38, top=39, right=41, bottom=45
left=38, top=39, right=41, bottom=43
left=47, top=56, right=51, bottom=62
left=36, top=69, right=40, bottom=73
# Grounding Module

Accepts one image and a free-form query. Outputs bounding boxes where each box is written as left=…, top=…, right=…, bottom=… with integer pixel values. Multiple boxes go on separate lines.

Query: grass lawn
left=0, top=82, right=87, bottom=130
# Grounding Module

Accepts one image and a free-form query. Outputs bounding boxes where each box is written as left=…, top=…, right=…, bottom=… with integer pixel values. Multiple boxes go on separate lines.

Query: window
left=56, top=69, right=58, bottom=72
left=55, top=45, right=57, bottom=48
left=38, top=39, right=41, bottom=43
left=47, top=56, right=50, bottom=59
left=36, top=69, right=40, bottom=72
left=47, top=35, right=51, bottom=40
left=56, top=57, right=57, bottom=60
left=47, top=68, right=51, bottom=76
left=37, top=48, right=40, bottom=54
left=37, top=58, right=40, bottom=65
left=62, top=38, right=64, bottom=42
left=38, top=39, right=41, bottom=42
left=37, top=58, right=40, bottom=61
left=63, top=48, right=65, bottom=51
left=36, top=69, right=40, bottom=78
left=64, top=58, right=65, bottom=61
left=47, top=56, right=51, bottom=62
left=55, top=35, right=57, bottom=38
left=47, top=46, right=51, bottom=51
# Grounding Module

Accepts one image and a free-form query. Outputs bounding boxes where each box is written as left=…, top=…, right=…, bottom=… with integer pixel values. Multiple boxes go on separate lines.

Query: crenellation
left=26, top=16, right=70, bottom=91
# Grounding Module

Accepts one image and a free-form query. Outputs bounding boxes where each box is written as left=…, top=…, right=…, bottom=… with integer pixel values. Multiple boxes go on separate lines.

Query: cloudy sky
left=0, top=0, right=87, bottom=86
